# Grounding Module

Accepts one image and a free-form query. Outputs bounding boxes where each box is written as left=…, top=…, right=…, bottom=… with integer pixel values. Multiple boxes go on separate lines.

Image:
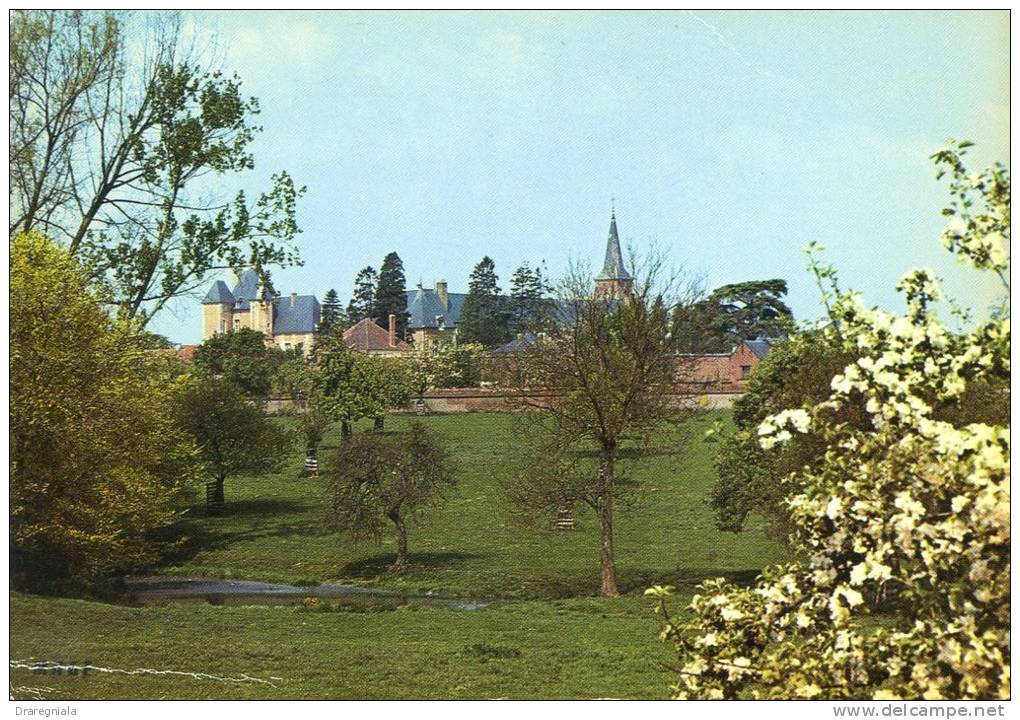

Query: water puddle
left=122, top=577, right=492, bottom=611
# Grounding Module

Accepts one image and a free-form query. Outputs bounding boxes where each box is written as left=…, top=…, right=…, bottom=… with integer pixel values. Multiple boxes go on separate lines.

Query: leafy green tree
left=172, top=375, right=291, bottom=512
left=10, top=10, right=305, bottom=327
left=193, top=328, right=273, bottom=397
left=373, top=252, right=409, bottom=337
left=346, top=266, right=377, bottom=325
left=503, top=255, right=702, bottom=596
left=323, top=423, right=456, bottom=573
left=11, top=232, right=199, bottom=589
left=353, top=355, right=414, bottom=431
left=508, top=262, right=554, bottom=335
left=711, top=332, right=861, bottom=540
left=311, top=329, right=363, bottom=438
left=318, top=288, right=345, bottom=335
left=407, top=339, right=487, bottom=399
left=272, top=354, right=315, bottom=408
left=672, top=279, right=793, bottom=353
left=457, top=256, right=511, bottom=347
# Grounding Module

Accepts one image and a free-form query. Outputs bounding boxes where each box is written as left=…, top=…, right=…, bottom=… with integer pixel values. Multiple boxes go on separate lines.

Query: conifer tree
left=318, top=288, right=345, bottom=335
left=508, top=262, right=553, bottom=336
left=346, top=267, right=377, bottom=325
left=457, top=256, right=511, bottom=347
left=373, top=252, right=409, bottom=338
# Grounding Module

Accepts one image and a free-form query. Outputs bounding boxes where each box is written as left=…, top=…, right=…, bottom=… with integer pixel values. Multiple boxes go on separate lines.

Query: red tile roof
left=342, top=318, right=410, bottom=353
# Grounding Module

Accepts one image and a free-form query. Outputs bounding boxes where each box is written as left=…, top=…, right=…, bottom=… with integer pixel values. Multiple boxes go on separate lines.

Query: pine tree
left=508, top=262, right=553, bottom=336
left=457, top=257, right=511, bottom=347
left=373, top=252, right=409, bottom=337
left=346, top=267, right=377, bottom=325
left=318, top=288, right=345, bottom=335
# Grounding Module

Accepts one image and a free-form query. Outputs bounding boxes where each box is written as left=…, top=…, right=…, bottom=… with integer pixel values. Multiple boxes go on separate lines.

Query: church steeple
left=594, top=208, right=634, bottom=299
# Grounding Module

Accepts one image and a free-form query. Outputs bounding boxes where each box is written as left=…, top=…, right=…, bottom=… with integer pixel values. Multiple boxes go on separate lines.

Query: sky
left=147, top=10, right=1010, bottom=345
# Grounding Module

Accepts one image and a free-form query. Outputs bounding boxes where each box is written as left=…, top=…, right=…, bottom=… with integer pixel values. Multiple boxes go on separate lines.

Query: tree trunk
left=374, top=415, right=385, bottom=432
left=341, top=421, right=352, bottom=440
left=207, top=475, right=226, bottom=515
left=598, top=448, right=620, bottom=597
left=389, top=510, right=409, bottom=574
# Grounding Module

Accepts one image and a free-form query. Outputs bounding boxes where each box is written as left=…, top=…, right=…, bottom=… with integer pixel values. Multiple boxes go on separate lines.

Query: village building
left=343, top=315, right=411, bottom=356
left=405, top=279, right=470, bottom=344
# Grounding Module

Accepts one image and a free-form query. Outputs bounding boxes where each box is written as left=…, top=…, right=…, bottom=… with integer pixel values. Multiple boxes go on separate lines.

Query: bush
left=10, top=232, right=200, bottom=590
left=653, top=143, right=1010, bottom=700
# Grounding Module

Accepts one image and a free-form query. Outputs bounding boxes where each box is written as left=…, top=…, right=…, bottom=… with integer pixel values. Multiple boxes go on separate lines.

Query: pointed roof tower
left=201, top=280, right=235, bottom=305
left=596, top=211, right=631, bottom=281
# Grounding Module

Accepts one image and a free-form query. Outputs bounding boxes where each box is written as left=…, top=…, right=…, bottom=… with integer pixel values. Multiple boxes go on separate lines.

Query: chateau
left=197, top=212, right=767, bottom=381
left=200, top=211, right=634, bottom=351
left=201, top=271, right=320, bottom=352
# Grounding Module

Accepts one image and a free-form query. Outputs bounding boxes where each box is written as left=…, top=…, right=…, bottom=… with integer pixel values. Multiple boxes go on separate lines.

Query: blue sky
left=149, top=10, right=1009, bottom=345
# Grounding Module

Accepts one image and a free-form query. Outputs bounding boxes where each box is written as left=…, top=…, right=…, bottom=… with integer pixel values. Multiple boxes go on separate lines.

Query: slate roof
left=492, top=333, right=537, bottom=355
left=597, top=212, right=631, bottom=281
left=405, top=287, right=469, bottom=330
left=202, top=280, right=235, bottom=305
left=272, top=295, right=320, bottom=334
left=343, top=318, right=410, bottom=352
left=743, top=338, right=774, bottom=359
left=231, top=269, right=264, bottom=311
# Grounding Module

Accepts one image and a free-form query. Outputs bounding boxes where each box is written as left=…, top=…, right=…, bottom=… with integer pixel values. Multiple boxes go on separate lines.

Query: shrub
left=10, top=232, right=199, bottom=589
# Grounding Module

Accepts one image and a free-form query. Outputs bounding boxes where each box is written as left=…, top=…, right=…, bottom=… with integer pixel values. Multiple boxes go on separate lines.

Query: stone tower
left=594, top=211, right=633, bottom=299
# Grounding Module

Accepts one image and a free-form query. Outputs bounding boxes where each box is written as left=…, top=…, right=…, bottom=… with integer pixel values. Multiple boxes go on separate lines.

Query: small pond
left=122, top=576, right=492, bottom=611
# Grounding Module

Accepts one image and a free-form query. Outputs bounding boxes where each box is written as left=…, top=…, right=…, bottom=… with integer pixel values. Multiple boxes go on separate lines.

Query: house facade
left=201, top=269, right=320, bottom=354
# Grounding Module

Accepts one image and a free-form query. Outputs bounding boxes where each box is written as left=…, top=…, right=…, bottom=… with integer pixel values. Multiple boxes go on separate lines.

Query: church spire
left=594, top=208, right=634, bottom=300
left=597, top=209, right=631, bottom=281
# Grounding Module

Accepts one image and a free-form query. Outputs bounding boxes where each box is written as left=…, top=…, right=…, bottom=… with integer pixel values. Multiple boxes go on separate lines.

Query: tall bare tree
left=9, top=10, right=304, bottom=327
left=501, top=251, right=703, bottom=597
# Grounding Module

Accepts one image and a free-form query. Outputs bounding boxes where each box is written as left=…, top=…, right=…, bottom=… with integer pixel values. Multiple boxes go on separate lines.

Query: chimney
left=388, top=313, right=397, bottom=347
left=289, top=292, right=296, bottom=308
left=435, top=279, right=448, bottom=310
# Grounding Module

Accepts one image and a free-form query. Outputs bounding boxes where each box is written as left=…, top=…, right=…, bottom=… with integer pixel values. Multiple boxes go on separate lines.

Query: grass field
left=10, top=410, right=789, bottom=700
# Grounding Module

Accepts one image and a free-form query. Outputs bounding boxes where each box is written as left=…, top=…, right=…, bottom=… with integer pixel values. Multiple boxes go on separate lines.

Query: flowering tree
left=651, top=143, right=1009, bottom=700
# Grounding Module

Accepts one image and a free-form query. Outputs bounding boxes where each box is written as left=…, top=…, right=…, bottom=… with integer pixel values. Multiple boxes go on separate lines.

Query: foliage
left=10, top=10, right=305, bottom=327
left=172, top=374, right=291, bottom=508
left=323, top=423, right=456, bottom=572
left=406, top=339, right=487, bottom=397
left=271, top=354, right=315, bottom=407
left=373, top=252, right=410, bottom=337
left=654, top=143, right=1010, bottom=700
left=673, top=279, right=793, bottom=353
left=318, top=288, right=345, bottom=336
left=508, top=262, right=554, bottom=336
left=503, top=256, right=703, bottom=596
left=711, top=332, right=861, bottom=539
left=457, top=256, right=511, bottom=347
left=193, top=328, right=274, bottom=397
left=10, top=232, right=199, bottom=589
left=346, top=266, right=377, bottom=325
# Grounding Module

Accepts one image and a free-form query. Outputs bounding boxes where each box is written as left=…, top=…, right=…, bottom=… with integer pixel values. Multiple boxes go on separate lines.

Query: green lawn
left=10, top=410, right=788, bottom=699
left=156, top=411, right=785, bottom=598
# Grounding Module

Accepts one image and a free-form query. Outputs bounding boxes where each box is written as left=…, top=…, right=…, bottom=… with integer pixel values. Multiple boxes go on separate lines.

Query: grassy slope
left=156, top=411, right=785, bottom=598
left=10, top=595, right=674, bottom=699
left=11, top=411, right=788, bottom=699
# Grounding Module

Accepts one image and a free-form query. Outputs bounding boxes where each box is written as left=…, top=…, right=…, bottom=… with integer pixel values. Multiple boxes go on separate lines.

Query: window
left=233, top=317, right=241, bottom=331
left=740, top=365, right=752, bottom=379
left=284, top=343, right=292, bottom=350
left=219, top=319, right=225, bottom=334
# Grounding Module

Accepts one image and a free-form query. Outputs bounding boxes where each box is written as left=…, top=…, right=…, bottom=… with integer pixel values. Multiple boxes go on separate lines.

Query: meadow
left=10, top=411, right=789, bottom=700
